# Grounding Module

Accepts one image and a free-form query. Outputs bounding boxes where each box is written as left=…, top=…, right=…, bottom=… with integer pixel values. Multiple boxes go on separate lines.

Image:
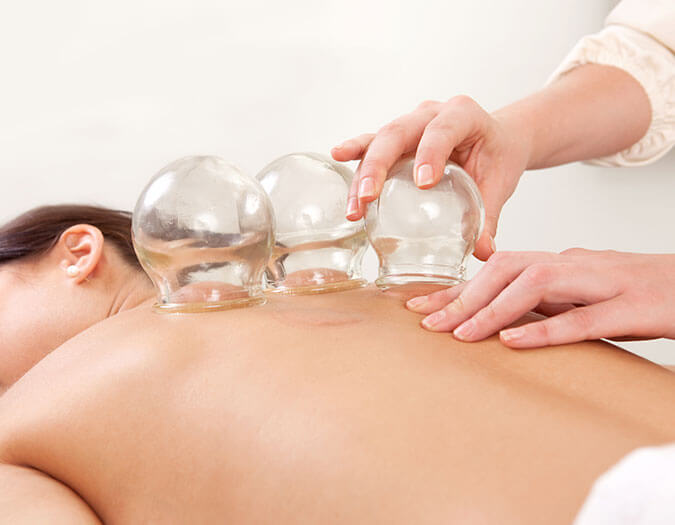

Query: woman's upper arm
left=0, top=463, right=101, bottom=524
left=547, top=1, right=675, bottom=167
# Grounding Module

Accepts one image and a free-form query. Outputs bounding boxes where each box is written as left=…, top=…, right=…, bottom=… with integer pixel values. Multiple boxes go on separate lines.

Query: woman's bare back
left=1, top=285, right=675, bottom=524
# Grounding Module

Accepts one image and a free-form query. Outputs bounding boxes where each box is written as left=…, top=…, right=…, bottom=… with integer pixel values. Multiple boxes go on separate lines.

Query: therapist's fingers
left=471, top=168, right=512, bottom=261
left=346, top=163, right=369, bottom=220
left=470, top=158, right=515, bottom=262
left=473, top=208, right=499, bottom=262
left=331, top=133, right=376, bottom=162
left=414, top=97, right=509, bottom=261
left=355, top=104, right=442, bottom=206
left=413, top=251, right=556, bottom=328
left=414, top=96, right=489, bottom=189
left=533, top=302, right=577, bottom=317
left=450, top=263, right=617, bottom=342
left=500, top=297, right=631, bottom=348
left=406, top=282, right=467, bottom=314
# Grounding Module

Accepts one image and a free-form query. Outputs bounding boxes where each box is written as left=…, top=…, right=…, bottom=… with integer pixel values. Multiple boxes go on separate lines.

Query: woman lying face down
left=0, top=205, right=154, bottom=391
left=1, top=204, right=675, bottom=524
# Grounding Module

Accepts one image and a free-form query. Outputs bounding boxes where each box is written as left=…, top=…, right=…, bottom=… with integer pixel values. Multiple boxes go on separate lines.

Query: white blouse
left=548, top=0, right=675, bottom=167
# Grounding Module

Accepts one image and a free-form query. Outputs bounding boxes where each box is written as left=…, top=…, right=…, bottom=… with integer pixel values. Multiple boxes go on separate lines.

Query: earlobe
left=58, top=225, right=104, bottom=284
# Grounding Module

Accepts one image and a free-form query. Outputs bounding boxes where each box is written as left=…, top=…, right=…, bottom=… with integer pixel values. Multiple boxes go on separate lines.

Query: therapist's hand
left=405, top=249, right=675, bottom=348
left=331, top=96, right=530, bottom=261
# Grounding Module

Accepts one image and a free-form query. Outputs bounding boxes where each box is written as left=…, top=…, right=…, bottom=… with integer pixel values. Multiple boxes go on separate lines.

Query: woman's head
left=0, top=205, right=152, bottom=391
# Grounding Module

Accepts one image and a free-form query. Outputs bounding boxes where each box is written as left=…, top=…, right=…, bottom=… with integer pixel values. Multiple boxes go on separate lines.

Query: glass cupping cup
left=366, top=155, right=484, bottom=290
left=256, top=152, right=367, bottom=295
left=132, top=156, right=275, bottom=312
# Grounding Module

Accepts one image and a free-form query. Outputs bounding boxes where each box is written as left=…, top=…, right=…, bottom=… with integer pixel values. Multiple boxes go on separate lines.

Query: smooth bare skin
left=407, top=249, right=675, bottom=348
left=2, top=239, right=675, bottom=523
left=332, top=63, right=651, bottom=260
left=0, top=225, right=151, bottom=393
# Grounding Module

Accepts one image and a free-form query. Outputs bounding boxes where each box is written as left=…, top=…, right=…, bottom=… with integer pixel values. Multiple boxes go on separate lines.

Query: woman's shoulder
left=0, top=307, right=171, bottom=461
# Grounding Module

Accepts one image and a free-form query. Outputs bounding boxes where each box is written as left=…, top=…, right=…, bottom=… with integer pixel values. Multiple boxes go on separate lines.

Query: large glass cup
left=366, top=155, right=484, bottom=290
left=132, top=155, right=275, bottom=312
left=256, top=152, right=367, bottom=295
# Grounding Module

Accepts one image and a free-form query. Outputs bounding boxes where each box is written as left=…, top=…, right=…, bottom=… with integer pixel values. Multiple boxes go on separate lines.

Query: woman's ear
left=57, top=224, right=104, bottom=284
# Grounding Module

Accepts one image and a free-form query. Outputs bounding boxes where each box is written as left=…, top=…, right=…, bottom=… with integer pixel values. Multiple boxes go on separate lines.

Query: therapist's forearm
left=493, top=63, right=652, bottom=170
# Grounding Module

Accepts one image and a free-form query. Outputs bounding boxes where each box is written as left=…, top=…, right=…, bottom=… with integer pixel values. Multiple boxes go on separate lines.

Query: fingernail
left=453, top=319, right=475, bottom=340
left=501, top=327, right=525, bottom=342
left=422, top=309, right=446, bottom=329
left=407, top=296, right=428, bottom=309
left=347, top=197, right=358, bottom=216
left=416, top=164, right=434, bottom=187
left=490, top=235, right=496, bottom=253
left=359, top=178, right=375, bottom=198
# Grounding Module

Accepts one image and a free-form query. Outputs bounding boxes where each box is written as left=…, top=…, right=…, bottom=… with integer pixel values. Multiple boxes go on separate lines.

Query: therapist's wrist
left=491, top=104, right=535, bottom=180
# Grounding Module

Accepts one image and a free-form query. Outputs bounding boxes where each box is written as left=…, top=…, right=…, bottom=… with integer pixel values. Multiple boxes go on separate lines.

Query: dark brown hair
left=0, top=204, right=142, bottom=270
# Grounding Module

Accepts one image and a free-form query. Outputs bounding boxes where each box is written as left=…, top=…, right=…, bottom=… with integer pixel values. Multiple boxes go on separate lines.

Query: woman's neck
left=107, top=270, right=155, bottom=317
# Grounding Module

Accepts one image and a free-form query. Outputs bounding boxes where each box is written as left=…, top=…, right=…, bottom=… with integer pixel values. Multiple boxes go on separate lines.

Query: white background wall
left=1, top=0, right=673, bottom=363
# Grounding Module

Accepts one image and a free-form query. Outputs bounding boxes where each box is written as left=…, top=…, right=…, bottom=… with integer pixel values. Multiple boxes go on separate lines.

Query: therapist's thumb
left=472, top=191, right=503, bottom=261
left=474, top=223, right=497, bottom=262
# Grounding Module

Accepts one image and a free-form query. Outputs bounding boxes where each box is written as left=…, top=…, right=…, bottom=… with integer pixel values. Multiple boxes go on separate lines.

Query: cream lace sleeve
left=548, top=25, right=675, bottom=167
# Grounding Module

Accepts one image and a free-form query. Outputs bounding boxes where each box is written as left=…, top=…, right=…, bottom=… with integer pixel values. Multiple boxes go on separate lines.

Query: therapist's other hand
left=331, top=96, right=529, bottom=261
left=406, top=249, right=675, bottom=348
